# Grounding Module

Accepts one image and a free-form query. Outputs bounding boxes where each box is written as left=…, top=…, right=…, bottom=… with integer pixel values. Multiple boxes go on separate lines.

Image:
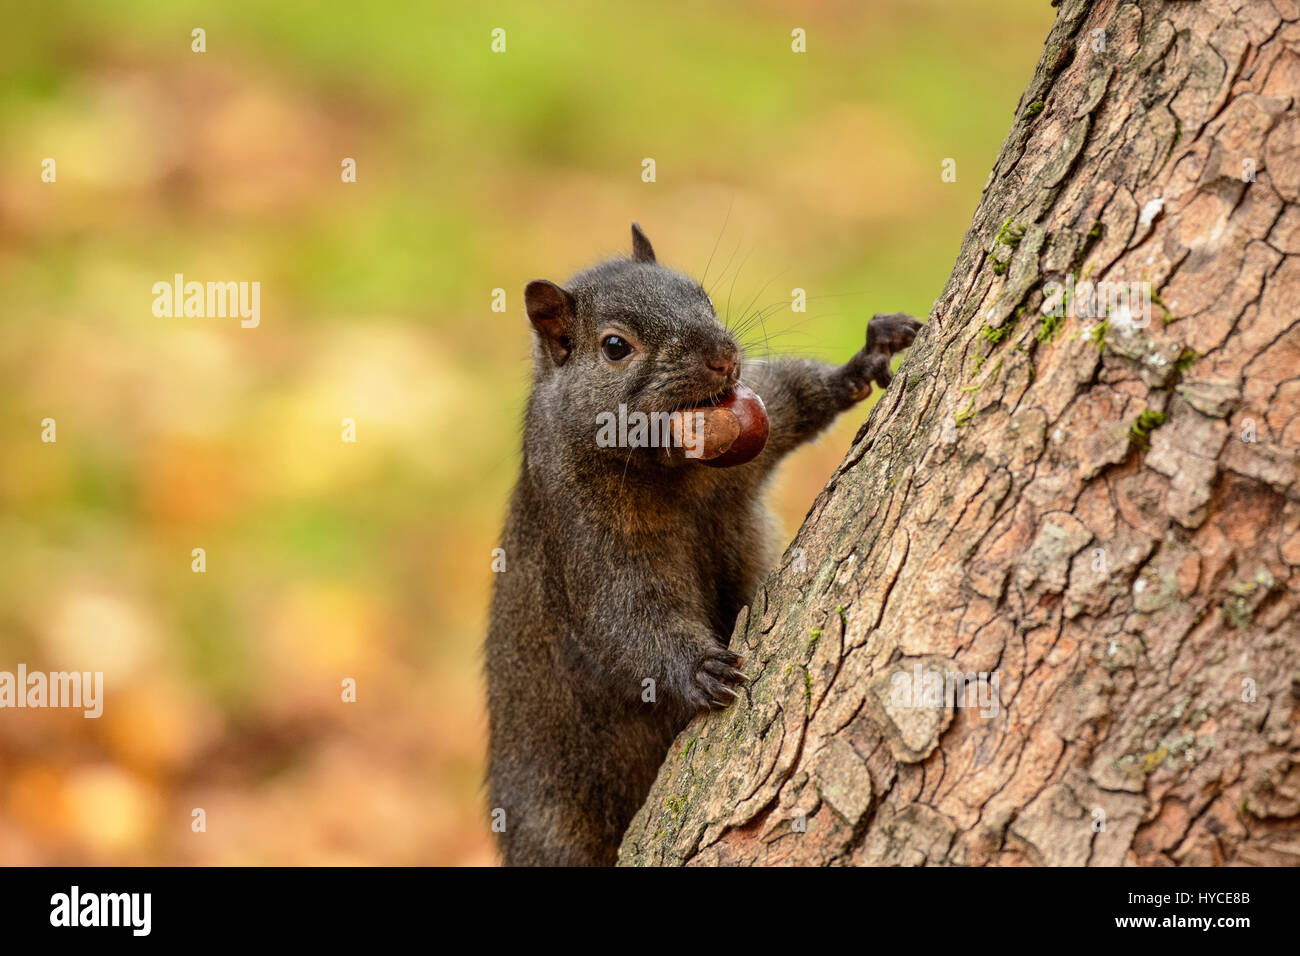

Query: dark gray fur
left=486, top=224, right=919, bottom=865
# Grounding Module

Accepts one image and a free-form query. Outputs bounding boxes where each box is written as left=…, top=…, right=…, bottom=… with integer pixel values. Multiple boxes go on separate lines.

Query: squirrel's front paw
left=866, top=312, right=922, bottom=355
left=846, top=313, right=923, bottom=399
left=686, top=645, right=746, bottom=711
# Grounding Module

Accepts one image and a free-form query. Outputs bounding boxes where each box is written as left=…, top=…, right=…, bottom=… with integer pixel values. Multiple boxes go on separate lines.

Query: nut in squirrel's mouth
left=673, top=383, right=770, bottom=467
left=693, top=383, right=741, bottom=407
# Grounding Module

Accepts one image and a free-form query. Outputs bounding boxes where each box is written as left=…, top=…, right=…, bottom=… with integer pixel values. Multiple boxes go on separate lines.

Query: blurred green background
left=0, top=1, right=1050, bottom=864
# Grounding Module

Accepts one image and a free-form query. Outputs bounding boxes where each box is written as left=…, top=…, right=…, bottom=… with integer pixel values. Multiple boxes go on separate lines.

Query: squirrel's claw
left=690, top=646, right=746, bottom=711
left=702, top=657, right=748, bottom=685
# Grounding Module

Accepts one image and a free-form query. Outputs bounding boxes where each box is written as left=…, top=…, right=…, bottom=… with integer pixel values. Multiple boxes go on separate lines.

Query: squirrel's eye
left=601, top=335, right=634, bottom=362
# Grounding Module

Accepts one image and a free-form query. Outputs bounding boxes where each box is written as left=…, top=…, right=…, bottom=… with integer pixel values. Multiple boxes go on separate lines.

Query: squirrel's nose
left=705, top=346, right=740, bottom=381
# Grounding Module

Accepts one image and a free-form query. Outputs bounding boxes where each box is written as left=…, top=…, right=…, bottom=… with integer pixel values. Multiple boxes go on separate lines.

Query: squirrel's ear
left=631, top=222, right=656, bottom=263
left=524, top=279, right=576, bottom=364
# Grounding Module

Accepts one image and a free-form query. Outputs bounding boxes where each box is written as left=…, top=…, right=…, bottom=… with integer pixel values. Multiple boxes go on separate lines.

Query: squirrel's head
left=523, top=224, right=743, bottom=463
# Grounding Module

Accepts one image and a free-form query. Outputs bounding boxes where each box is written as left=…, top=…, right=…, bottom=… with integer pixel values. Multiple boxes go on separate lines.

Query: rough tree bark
left=619, top=0, right=1300, bottom=866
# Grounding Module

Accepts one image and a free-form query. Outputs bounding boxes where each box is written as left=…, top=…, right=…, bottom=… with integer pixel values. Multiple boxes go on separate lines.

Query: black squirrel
left=486, top=224, right=920, bottom=865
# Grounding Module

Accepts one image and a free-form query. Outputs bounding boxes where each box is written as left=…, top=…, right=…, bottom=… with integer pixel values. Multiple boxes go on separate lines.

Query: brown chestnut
left=671, top=384, right=769, bottom=467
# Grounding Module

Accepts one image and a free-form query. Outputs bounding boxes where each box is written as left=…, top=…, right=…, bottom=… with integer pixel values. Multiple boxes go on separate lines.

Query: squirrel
left=486, top=223, right=920, bottom=866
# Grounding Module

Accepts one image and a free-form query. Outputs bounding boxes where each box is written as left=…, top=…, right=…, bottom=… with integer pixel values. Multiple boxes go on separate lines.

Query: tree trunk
left=619, top=0, right=1300, bottom=867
